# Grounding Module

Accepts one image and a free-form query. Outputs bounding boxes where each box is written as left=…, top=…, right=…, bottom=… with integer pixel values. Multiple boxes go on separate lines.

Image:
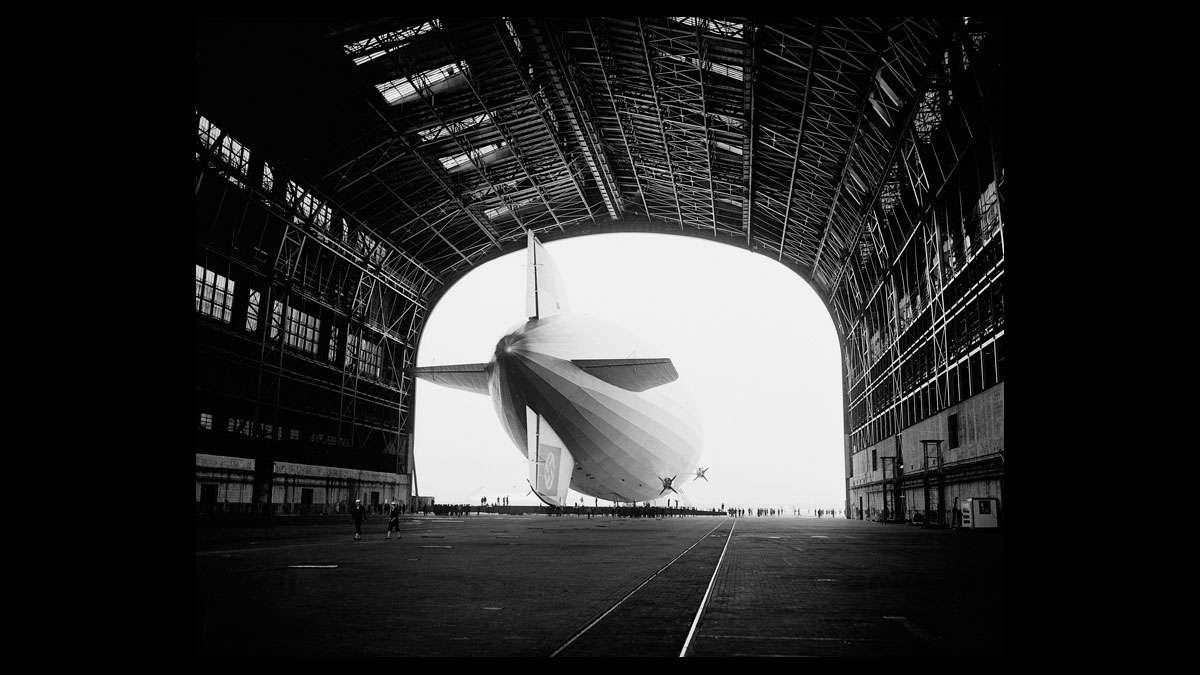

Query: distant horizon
left=413, top=233, right=846, bottom=511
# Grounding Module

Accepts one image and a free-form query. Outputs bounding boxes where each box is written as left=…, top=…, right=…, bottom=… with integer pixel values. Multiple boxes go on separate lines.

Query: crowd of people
left=346, top=497, right=849, bottom=540
left=724, top=507, right=844, bottom=518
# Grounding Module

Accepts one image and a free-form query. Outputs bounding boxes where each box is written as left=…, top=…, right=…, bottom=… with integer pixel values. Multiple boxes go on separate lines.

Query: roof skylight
left=376, top=62, right=466, bottom=105
left=709, top=112, right=745, bottom=129
left=714, top=139, right=743, bottom=155
left=484, top=195, right=535, bottom=220
left=344, top=19, right=442, bottom=66
left=439, top=142, right=505, bottom=171
left=671, top=17, right=744, bottom=38
left=504, top=18, right=523, bottom=53
left=417, top=112, right=493, bottom=143
left=661, top=50, right=743, bottom=81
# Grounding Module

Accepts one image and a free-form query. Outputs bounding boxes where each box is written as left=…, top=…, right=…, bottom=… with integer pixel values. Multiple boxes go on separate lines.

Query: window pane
left=995, top=334, right=1006, bottom=382
left=981, top=343, right=996, bottom=389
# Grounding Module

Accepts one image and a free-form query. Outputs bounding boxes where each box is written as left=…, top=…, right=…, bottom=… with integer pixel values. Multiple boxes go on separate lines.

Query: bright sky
left=414, top=233, right=845, bottom=512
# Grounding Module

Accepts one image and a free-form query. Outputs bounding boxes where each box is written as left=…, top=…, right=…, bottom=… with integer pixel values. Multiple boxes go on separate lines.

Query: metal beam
left=692, top=22, right=719, bottom=235
left=527, top=19, right=621, bottom=220
left=384, top=45, right=533, bottom=236
left=778, top=23, right=823, bottom=261
left=587, top=18, right=652, bottom=221
left=828, top=78, right=941, bottom=298
left=809, top=35, right=893, bottom=277
left=387, top=198, right=452, bottom=237
left=496, top=22, right=597, bottom=225
left=322, top=137, right=395, bottom=187
left=742, top=23, right=757, bottom=246
left=637, top=18, right=685, bottom=230
left=362, top=90, right=500, bottom=250
left=365, top=172, right=473, bottom=266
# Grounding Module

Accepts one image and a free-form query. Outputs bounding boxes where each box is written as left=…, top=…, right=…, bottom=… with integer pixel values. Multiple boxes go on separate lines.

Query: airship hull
left=490, top=315, right=702, bottom=503
left=414, top=232, right=704, bottom=506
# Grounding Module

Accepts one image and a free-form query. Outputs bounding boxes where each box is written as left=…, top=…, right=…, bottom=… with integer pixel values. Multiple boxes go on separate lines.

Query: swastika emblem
left=539, top=445, right=559, bottom=491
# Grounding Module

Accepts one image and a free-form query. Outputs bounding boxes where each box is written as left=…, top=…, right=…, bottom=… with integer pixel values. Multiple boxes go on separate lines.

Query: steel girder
left=200, top=15, right=993, bottom=389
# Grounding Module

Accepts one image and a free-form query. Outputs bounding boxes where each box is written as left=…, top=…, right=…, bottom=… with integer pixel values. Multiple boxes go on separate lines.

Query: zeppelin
left=413, top=232, right=705, bottom=506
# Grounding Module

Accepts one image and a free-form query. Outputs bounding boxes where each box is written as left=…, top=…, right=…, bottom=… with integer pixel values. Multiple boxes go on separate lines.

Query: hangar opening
left=413, top=232, right=845, bottom=511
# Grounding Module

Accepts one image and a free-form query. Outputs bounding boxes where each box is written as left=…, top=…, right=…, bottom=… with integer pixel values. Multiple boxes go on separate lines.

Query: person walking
left=386, top=501, right=401, bottom=539
left=352, top=499, right=366, bottom=540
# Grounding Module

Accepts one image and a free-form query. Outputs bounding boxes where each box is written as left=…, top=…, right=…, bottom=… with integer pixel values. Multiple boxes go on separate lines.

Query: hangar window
left=975, top=180, right=1002, bottom=245
left=261, top=163, right=274, bottom=193
left=270, top=301, right=321, bottom=355
left=913, top=89, right=942, bottom=145
left=879, top=166, right=901, bottom=214
left=948, top=413, right=960, bottom=449
left=344, top=19, right=442, bottom=66
left=286, top=182, right=332, bottom=230
left=195, top=265, right=235, bottom=323
left=358, top=338, right=383, bottom=379
left=981, top=342, right=996, bottom=389
left=197, top=115, right=221, bottom=150
left=376, top=61, right=466, bottom=105
left=356, top=230, right=389, bottom=267
left=994, top=334, right=1006, bottom=382
left=346, top=332, right=383, bottom=379
left=245, top=290, right=261, bottom=332
left=871, top=448, right=878, bottom=472
left=328, top=325, right=340, bottom=362
left=199, top=413, right=212, bottom=430
left=218, top=134, right=250, bottom=178
left=227, top=417, right=253, bottom=436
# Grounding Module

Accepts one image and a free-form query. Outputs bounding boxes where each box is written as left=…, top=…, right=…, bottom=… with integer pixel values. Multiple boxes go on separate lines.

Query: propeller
left=658, top=475, right=678, bottom=496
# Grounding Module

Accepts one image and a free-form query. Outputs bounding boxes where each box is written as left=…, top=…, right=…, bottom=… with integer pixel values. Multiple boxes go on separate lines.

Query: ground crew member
left=352, top=499, right=366, bottom=540
left=386, top=501, right=401, bottom=539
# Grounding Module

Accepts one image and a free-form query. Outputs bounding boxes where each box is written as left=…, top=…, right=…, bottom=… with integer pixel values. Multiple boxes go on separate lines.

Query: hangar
left=194, top=16, right=1004, bottom=523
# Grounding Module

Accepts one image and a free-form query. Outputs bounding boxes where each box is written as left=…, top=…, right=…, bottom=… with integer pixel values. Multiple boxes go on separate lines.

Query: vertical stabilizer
left=526, top=231, right=568, bottom=320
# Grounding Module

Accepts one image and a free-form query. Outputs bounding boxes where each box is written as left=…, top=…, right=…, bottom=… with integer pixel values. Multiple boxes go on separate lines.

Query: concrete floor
left=195, top=514, right=1003, bottom=657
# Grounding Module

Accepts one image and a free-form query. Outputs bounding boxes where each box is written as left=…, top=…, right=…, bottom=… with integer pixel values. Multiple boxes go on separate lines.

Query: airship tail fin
left=526, top=407, right=574, bottom=506
left=526, top=230, right=568, bottom=320
left=572, top=358, right=679, bottom=391
left=412, top=363, right=490, bottom=395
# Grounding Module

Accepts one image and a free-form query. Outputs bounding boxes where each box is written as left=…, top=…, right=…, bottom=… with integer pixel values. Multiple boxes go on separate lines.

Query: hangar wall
left=848, top=382, right=1003, bottom=523
left=194, top=128, right=436, bottom=514
left=833, top=25, right=1005, bottom=522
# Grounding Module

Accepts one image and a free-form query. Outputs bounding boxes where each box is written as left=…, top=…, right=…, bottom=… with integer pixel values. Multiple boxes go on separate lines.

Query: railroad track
left=549, top=517, right=737, bottom=657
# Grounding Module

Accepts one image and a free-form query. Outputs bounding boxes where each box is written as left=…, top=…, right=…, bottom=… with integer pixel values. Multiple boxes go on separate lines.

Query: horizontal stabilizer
left=572, top=358, right=678, bottom=392
left=527, top=408, right=574, bottom=507
left=412, top=363, right=490, bottom=396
